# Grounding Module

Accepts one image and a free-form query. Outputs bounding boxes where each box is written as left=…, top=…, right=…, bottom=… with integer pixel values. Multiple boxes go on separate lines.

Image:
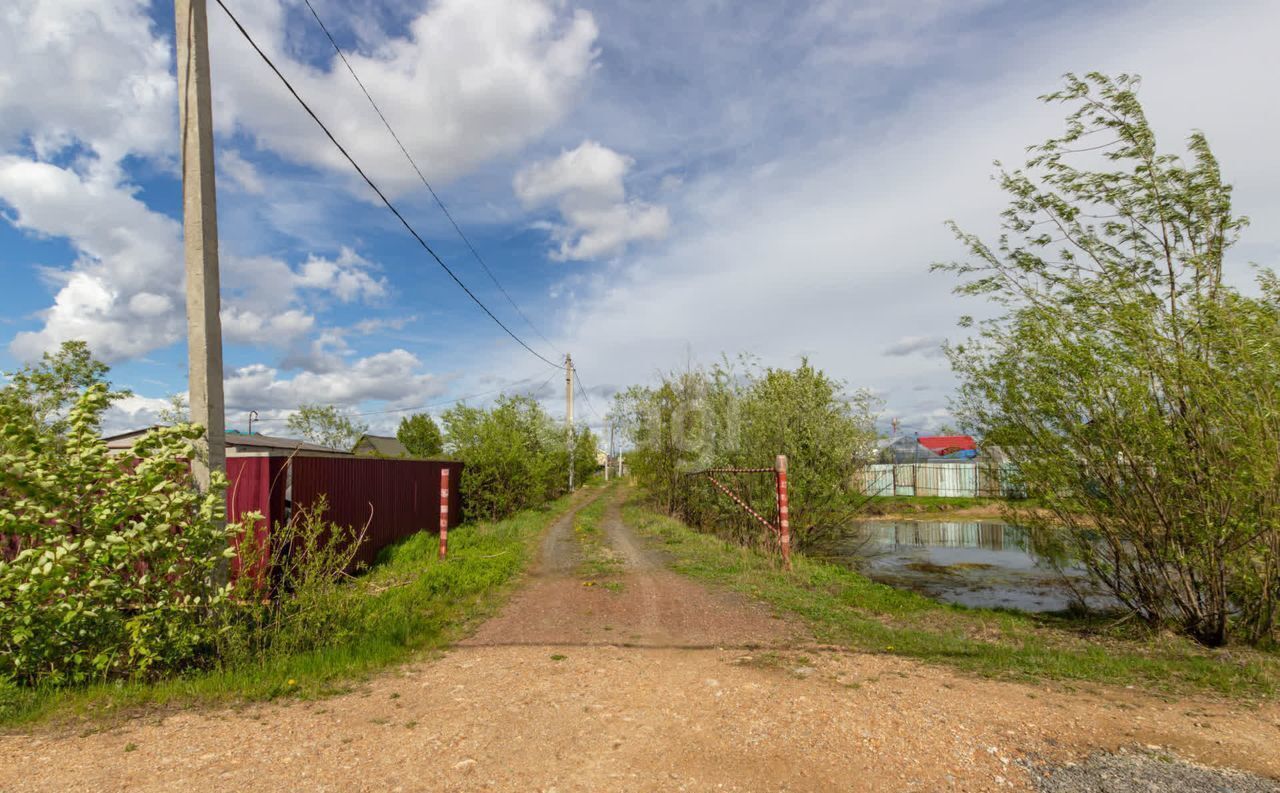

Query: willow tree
left=937, top=73, right=1280, bottom=646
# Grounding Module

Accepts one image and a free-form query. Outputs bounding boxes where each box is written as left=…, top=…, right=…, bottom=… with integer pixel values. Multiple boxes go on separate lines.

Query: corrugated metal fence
left=855, top=462, right=1024, bottom=498
left=226, top=455, right=463, bottom=569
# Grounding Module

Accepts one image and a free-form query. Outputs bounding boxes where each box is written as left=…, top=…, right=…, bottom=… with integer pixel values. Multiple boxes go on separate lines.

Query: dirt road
left=3, top=488, right=1278, bottom=792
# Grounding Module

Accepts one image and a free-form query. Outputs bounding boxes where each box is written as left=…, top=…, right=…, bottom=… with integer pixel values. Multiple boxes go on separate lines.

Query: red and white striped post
left=438, top=466, right=451, bottom=561
left=775, top=454, right=791, bottom=571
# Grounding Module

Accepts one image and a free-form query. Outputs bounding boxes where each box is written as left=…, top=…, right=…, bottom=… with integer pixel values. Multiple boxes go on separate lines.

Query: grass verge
left=0, top=493, right=581, bottom=730
left=573, top=494, right=624, bottom=590
left=624, top=490, right=1279, bottom=699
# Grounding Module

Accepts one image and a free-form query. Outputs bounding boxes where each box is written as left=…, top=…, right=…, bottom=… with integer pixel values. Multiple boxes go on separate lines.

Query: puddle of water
left=819, top=519, right=1112, bottom=613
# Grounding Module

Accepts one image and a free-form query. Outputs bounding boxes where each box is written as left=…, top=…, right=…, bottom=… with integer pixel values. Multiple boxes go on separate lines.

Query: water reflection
left=822, top=519, right=1112, bottom=613
left=868, top=520, right=1029, bottom=553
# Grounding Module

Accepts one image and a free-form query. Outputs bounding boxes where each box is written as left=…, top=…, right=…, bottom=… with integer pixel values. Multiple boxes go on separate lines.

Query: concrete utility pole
left=176, top=0, right=226, bottom=497
left=565, top=354, right=575, bottom=491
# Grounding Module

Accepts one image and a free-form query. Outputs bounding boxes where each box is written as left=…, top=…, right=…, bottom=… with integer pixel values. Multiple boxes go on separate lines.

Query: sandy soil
left=2, top=488, right=1277, bottom=792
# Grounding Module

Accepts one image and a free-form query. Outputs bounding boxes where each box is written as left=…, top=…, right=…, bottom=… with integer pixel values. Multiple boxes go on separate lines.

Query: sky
left=1, top=0, right=1277, bottom=441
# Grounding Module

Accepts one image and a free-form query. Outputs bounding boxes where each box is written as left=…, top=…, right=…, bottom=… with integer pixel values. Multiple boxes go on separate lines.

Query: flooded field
left=819, top=519, right=1113, bottom=613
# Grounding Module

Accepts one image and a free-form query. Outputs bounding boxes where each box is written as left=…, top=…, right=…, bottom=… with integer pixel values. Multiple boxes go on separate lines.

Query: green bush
left=612, top=357, right=879, bottom=550
left=442, top=395, right=596, bottom=521
left=217, top=498, right=367, bottom=664
left=0, top=384, right=238, bottom=686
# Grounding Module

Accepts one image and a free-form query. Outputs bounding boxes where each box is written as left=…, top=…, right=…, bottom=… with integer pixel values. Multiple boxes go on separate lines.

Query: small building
left=874, top=434, right=978, bottom=464
left=352, top=433, right=411, bottom=458
left=858, top=434, right=1022, bottom=498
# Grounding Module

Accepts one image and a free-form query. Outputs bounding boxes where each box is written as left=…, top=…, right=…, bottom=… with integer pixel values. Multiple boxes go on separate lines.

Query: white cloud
left=514, top=140, right=630, bottom=206
left=221, top=307, right=316, bottom=346
left=514, top=140, right=669, bottom=260
left=0, top=0, right=600, bottom=369
left=0, top=152, right=386, bottom=360
left=223, top=349, right=446, bottom=411
left=0, top=0, right=174, bottom=171
left=530, top=0, right=1280, bottom=433
left=208, top=0, right=599, bottom=195
left=295, top=248, right=385, bottom=302
left=883, top=336, right=946, bottom=358
left=1, top=158, right=188, bottom=362
left=102, top=393, right=174, bottom=435
left=219, top=149, right=265, bottom=195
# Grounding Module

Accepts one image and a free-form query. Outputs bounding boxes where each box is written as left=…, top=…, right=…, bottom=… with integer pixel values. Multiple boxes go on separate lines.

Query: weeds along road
left=3, top=485, right=1279, bottom=792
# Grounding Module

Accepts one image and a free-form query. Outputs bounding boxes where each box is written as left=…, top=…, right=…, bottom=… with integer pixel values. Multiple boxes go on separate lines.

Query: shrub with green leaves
left=217, top=498, right=367, bottom=664
left=442, top=395, right=596, bottom=521
left=611, top=356, right=879, bottom=550
left=0, top=384, right=236, bottom=685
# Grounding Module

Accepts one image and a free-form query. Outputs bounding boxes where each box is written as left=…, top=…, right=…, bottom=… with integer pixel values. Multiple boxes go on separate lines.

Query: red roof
left=917, top=435, right=976, bottom=455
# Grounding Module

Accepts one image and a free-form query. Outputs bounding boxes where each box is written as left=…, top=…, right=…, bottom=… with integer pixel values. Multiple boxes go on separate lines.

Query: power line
left=252, top=371, right=553, bottom=424
left=212, top=0, right=562, bottom=370
left=299, top=0, right=559, bottom=358
left=572, top=367, right=604, bottom=421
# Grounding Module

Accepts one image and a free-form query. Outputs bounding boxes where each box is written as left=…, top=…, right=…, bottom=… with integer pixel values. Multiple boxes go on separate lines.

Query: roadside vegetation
left=939, top=73, right=1279, bottom=647
left=287, top=403, right=369, bottom=450
left=0, top=490, right=575, bottom=727
left=611, top=356, right=878, bottom=551
left=624, top=492, right=1280, bottom=699
left=441, top=395, right=598, bottom=522
left=0, top=344, right=590, bottom=727
left=572, top=496, right=623, bottom=589
left=612, top=73, right=1279, bottom=653
left=396, top=412, right=444, bottom=457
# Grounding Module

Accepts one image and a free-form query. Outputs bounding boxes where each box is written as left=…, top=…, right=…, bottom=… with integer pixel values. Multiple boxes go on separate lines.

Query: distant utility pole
left=565, top=354, right=575, bottom=491
left=605, top=420, right=613, bottom=482
left=175, top=1, right=227, bottom=501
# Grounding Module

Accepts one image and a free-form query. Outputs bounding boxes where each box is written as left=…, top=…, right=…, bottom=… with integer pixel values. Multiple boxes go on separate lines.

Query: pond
left=818, top=519, right=1113, bottom=613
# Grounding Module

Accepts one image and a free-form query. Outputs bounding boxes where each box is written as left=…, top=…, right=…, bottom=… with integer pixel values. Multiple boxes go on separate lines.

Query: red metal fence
left=226, top=455, right=463, bottom=569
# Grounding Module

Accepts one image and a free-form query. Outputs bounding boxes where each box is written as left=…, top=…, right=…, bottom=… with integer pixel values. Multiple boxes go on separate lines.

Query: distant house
left=917, top=435, right=978, bottom=459
left=104, top=428, right=352, bottom=458
left=859, top=434, right=1022, bottom=498
left=876, top=435, right=978, bottom=464
left=352, top=434, right=410, bottom=458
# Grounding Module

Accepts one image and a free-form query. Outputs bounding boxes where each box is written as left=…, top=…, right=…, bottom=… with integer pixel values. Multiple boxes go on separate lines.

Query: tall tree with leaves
left=286, top=404, right=369, bottom=451
left=936, top=73, right=1280, bottom=646
left=156, top=393, right=190, bottom=425
left=0, top=341, right=127, bottom=443
left=396, top=413, right=444, bottom=457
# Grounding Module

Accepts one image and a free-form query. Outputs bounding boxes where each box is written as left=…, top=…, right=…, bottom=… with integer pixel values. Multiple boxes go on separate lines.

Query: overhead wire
left=212, top=0, right=563, bottom=370
left=571, top=367, right=603, bottom=422
left=298, top=0, right=559, bottom=358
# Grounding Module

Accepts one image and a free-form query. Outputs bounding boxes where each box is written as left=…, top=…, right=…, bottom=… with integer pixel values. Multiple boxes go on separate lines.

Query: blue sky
left=2, top=0, right=1277, bottom=438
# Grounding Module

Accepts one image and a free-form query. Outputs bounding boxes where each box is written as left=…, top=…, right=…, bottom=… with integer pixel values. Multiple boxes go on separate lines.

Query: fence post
left=438, top=466, right=450, bottom=560
left=775, top=454, right=791, bottom=571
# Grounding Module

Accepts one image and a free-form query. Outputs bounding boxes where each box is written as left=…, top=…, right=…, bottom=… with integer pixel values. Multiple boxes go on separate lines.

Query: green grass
left=573, top=495, right=624, bottom=585
left=624, top=491, right=1279, bottom=699
left=0, top=493, right=581, bottom=729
